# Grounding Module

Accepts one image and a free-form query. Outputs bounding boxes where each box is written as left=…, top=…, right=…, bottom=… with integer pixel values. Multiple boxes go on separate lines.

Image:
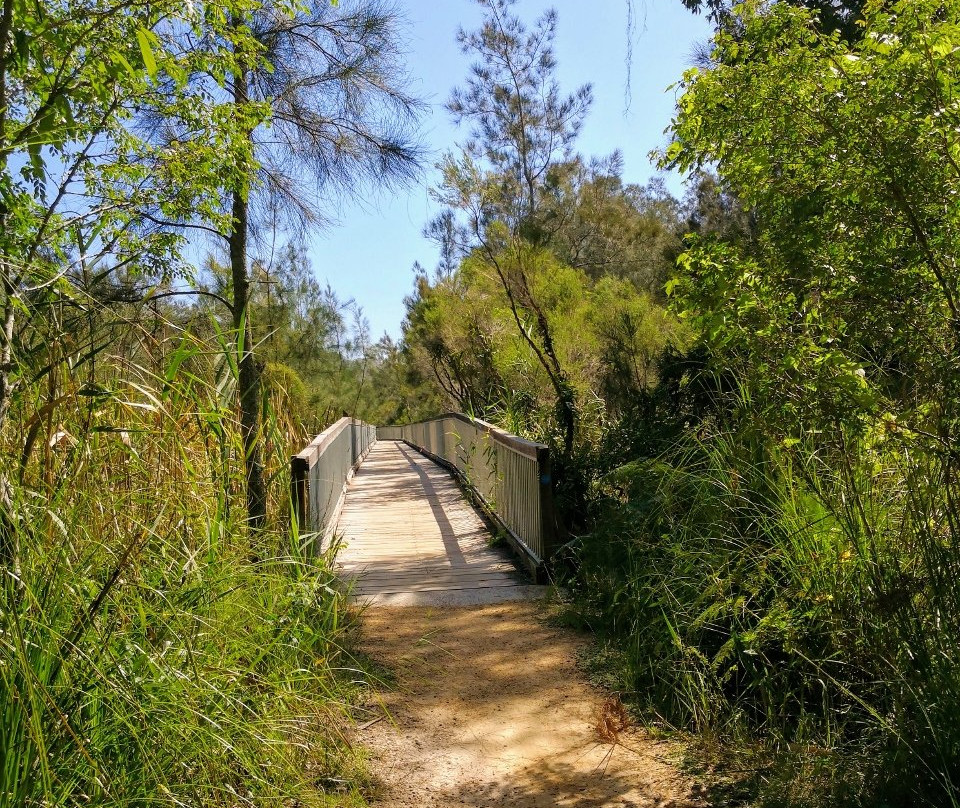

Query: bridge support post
left=536, top=446, right=556, bottom=581
left=290, top=455, right=309, bottom=534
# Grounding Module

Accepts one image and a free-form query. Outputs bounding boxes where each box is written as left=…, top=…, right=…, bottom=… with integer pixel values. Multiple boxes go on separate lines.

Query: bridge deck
left=336, top=441, right=542, bottom=605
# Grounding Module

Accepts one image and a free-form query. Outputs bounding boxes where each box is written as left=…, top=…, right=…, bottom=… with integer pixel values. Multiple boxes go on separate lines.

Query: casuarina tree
left=224, top=0, right=423, bottom=528
left=434, top=0, right=591, bottom=457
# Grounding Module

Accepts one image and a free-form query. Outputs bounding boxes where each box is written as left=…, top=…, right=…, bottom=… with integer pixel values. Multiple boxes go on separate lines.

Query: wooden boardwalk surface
left=335, top=441, right=544, bottom=605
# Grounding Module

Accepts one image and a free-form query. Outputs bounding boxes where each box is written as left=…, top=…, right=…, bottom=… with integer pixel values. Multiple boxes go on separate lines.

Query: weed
left=567, top=416, right=960, bottom=807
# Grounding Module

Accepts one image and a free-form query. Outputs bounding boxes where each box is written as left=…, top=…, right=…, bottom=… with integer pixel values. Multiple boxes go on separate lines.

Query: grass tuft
left=565, top=415, right=960, bottom=807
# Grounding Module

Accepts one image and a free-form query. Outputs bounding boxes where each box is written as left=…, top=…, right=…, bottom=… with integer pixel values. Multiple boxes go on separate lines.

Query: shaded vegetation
left=7, top=0, right=960, bottom=804
left=0, top=0, right=418, bottom=804
left=395, top=0, right=960, bottom=805
left=1, top=295, right=368, bottom=806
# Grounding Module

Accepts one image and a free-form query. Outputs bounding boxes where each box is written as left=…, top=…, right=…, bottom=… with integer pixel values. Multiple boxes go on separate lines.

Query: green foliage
left=0, top=0, right=416, bottom=795
left=557, top=1, right=960, bottom=804
left=0, top=0, right=265, bottom=279
left=678, top=0, right=871, bottom=41
left=663, top=0, right=960, bottom=446
left=0, top=299, right=366, bottom=806
left=590, top=277, right=690, bottom=414
left=572, top=415, right=960, bottom=805
left=551, top=165, right=685, bottom=295
left=263, top=360, right=311, bottom=437
left=402, top=243, right=688, bottom=441
left=201, top=246, right=380, bottom=430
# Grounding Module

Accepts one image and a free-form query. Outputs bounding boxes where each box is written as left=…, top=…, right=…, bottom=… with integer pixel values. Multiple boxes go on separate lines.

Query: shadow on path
left=396, top=442, right=467, bottom=567
left=357, top=602, right=705, bottom=807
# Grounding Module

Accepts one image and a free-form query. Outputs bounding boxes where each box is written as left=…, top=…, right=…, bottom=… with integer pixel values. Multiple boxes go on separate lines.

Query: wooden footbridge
left=290, top=415, right=557, bottom=605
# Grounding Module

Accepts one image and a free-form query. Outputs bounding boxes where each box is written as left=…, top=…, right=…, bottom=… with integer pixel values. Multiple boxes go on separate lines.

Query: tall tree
left=434, top=0, right=591, bottom=456
left=664, top=0, right=960, bottom=461
left=0, top=0, right=260, bottom=564
left=0, top=0, right=254, bottom=427
left=222, top=0, right=423, bottom=527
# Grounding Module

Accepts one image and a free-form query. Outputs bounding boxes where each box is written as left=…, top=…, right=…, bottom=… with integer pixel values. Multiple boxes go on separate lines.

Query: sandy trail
left=355, top=602, right=704, bottom=808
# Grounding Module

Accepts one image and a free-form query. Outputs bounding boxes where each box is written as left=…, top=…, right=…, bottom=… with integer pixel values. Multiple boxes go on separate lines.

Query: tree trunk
left=556, top=380, right=575, bottom=459
left=0, top=0, right=17, bottom=572
left=0, top=0, right=14, bottom=429
left=526, top=287, right=576, bottom=459
left=230, top=63, right=267, bottom=531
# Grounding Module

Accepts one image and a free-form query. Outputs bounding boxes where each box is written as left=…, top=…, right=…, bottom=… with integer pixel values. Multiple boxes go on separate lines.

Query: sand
left=354, top=601, right=705, bottom=807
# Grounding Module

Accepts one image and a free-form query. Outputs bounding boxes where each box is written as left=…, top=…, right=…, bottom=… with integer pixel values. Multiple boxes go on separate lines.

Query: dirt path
left=355, top=602, right=704, bottom=807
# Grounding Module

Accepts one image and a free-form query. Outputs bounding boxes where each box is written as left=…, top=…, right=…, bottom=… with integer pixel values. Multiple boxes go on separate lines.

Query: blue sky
left=307, top=0, right=714, bottom=341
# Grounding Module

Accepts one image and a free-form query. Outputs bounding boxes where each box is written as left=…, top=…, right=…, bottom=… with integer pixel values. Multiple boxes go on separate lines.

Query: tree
left=547, top=159, right=684, bottom=295
left=434, top=0, right=591, bottom=457
left=656, top=2, right=960, bottom=795
left=362, top=334, right=447, bottom=425
left=663, top=0, right=960, bottom=445
left=679, top=0, right=873, bottom=39
left=0, top=0, right=256, bottom=427
left=201, top=244, right=384, bottom=431
left=0, top=0, right=265, bottom=566
left=220, top=0, right=423, bottom=527
left=402, top=262, right=508, bottom=416
left=681, top=171, right=754, bottom=245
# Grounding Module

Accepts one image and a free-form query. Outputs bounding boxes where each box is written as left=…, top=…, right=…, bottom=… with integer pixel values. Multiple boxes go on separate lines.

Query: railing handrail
left=379, top=413, right=557, bottom=579
left=293, top=416, right=354, bottom=470
left=290, top=416, right=377, bottom=547
left=390, top=412, right=546, bottom=460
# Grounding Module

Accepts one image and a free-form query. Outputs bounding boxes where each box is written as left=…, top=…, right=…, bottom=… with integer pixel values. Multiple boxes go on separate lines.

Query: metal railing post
left=291, top=455, right=309, bottom=530
left=536, top=446, right=555, bottom=570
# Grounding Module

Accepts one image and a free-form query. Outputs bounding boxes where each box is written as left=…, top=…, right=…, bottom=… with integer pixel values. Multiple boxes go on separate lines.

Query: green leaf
left=13, top=30, right=29, bottom=68
left=136, top=28, right=157, bottom=81
left=111, top=50, right=137, bottom=78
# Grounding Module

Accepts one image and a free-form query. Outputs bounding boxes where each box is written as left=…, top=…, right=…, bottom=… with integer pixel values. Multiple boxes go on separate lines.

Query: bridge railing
left=290, top=417, right=376, bottom=549
left=378, top=414, right=555, bottom=577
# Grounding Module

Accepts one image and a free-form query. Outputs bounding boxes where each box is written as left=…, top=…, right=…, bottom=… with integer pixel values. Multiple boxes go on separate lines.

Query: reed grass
left=0, top=300, right=365, bottom=806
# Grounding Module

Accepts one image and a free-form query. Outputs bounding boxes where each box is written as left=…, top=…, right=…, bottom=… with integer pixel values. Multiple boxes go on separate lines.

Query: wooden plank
left=342, top=566, right=516, bottom=578
left=347, top=573, right=519, bottom=587
left=334, top=440, right=529, bottom=601
left=340, top=565, right=515, bottom=577
left=352, top=581, right=526, bottom=596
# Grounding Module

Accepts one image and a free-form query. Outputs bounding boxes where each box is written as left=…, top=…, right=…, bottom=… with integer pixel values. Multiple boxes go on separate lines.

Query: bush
left=0, top=314, right=364, bottom=807
left=569, top=416, right=960, bottom=806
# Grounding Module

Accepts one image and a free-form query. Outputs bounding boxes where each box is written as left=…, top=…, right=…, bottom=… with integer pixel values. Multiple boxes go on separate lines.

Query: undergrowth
left=0, top=300, right=369, bottom=806
left=562, top=415, right=960, bottom=807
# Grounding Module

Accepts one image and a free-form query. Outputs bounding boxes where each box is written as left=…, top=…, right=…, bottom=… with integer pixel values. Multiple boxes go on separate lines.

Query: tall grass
left=569, top=413, right=960, bottom=806
left=0, top=299, right=365, bottom=806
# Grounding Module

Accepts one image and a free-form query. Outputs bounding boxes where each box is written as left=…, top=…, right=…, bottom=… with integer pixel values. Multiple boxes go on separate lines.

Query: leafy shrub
left=0, top=314, right=364, bottom=807
left=569, top=417, right=960, bottom=806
